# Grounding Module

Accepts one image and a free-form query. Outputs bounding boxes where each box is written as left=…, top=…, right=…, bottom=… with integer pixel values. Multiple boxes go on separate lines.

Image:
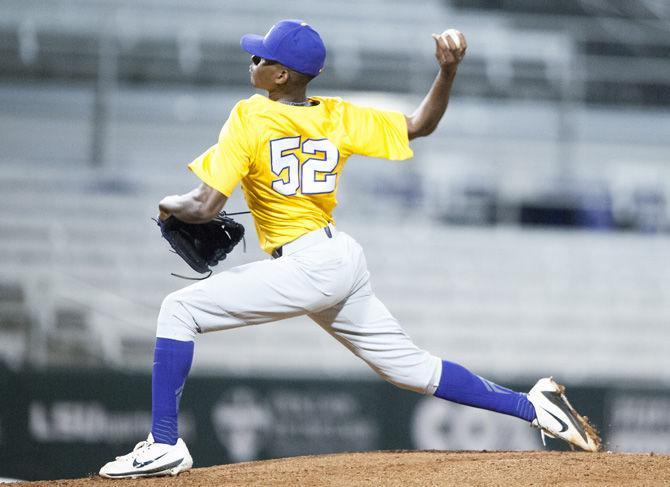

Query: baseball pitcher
left=100, top=19, right=600, bottom=479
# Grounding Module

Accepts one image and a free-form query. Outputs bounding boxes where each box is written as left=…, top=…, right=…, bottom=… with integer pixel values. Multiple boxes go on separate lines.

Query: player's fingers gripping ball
left=157, top=213, right=245, bottom=274
left=432, top=28, right=467, bottom=67
left=442, top=29, right=462, bottom=49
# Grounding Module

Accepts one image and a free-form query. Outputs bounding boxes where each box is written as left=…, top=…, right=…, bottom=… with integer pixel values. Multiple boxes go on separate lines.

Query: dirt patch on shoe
left=23, top=450, right=670, bottom=486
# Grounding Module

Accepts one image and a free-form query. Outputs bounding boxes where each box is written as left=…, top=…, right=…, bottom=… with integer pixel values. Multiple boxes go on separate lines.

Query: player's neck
left=267, top=86, right=309, bottom=106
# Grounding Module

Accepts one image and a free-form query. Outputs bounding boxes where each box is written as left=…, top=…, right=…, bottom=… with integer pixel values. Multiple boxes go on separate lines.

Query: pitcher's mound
left=26, top=450, right=670, bottom=486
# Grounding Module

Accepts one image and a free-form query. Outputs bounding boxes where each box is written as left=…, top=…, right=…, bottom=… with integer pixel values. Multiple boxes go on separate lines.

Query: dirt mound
left=25, top=450, right=670, bottom=486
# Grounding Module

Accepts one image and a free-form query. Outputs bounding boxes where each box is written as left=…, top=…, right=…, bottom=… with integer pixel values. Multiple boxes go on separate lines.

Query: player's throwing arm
left=405, top=29, right=467, bottom=139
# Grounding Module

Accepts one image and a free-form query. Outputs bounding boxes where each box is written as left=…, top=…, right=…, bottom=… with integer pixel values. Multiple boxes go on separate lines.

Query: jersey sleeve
left=188, top=102, right=252, bottom=196
left=342, top=101, right=414, bottom=160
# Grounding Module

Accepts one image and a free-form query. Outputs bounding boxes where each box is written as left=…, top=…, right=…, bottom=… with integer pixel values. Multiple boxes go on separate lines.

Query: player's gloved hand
left=156, top=212, right=245, bottom=276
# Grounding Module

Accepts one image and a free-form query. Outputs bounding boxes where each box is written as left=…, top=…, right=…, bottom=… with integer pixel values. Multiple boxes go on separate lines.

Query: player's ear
left=274, top=68, right=290, bottom=86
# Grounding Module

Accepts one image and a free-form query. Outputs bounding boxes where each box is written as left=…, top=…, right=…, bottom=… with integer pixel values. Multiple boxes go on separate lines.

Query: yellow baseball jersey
left=188, top=94, right=413, bottom=254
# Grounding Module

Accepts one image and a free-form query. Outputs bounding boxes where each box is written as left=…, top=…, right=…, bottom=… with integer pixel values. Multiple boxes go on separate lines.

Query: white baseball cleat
left=527, top=377, right=602, bottom=452
left=99, top=433, right=193, bottom=479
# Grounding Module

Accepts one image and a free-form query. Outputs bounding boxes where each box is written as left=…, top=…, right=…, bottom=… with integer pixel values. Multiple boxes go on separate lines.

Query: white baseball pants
left=157, top=225, right=442, bottom=395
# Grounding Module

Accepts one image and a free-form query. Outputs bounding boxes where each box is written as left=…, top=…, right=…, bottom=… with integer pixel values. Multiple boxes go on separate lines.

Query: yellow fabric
left=188, top=94, right=413, bottom=254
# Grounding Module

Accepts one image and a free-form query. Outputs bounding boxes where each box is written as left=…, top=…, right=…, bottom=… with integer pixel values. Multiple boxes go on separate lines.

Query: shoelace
left=115, top=439, right=153, bottom=460
left=533, top=419, right=577, bottom=451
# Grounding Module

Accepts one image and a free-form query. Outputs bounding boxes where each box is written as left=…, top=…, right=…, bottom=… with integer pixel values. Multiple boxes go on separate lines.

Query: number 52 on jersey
left=270, top=137, right=339, bottom=196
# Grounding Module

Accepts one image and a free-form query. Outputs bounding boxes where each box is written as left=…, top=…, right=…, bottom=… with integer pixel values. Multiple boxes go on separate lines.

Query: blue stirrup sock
left=434, top=360, right=536, bottom=422
left=151, top=337, right=194, bottom=445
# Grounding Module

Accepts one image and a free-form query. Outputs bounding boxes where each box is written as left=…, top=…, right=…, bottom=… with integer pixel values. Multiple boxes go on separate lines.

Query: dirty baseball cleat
left=99, top=433, right=193, bottom=478
left=527, top=377, right=602, bottom=452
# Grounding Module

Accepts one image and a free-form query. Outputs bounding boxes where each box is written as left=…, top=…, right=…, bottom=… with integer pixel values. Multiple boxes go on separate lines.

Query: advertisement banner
left=604, top=389, right=670, bottom=453
left=0, top=368, right=665, bottom=481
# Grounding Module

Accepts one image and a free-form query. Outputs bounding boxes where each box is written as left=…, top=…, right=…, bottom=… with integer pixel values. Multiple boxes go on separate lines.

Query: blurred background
left=1, top=0, right=669, bottom=480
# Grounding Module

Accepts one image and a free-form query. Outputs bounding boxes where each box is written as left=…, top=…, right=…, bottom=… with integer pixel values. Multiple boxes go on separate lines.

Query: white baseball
left=441, top=29, right=462, bottom=48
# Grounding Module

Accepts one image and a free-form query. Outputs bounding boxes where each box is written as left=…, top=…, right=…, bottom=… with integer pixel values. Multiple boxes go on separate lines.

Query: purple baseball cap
left=240, top=19, right=326, bottom=77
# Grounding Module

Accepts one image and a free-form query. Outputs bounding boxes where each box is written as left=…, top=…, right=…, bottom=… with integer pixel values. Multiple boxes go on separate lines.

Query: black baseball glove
left=157, top=212, right=245, bottom=277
